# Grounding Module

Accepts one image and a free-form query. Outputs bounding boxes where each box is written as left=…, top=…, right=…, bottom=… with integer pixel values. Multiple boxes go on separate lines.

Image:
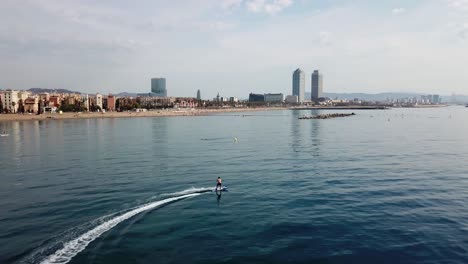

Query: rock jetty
left=299, top=113, right=356, bottom=120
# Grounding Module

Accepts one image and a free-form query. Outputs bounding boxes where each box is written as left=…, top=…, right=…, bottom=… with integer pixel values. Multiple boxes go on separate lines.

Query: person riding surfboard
left=216, top=177, right=222, bottom=190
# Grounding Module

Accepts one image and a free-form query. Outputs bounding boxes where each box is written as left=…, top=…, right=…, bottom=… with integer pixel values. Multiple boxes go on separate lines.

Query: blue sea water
left=1, top=107, right=468, bottom=264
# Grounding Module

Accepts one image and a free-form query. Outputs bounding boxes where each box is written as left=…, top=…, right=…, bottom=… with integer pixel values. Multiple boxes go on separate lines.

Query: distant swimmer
left=216, top=177, right=222, bottom=190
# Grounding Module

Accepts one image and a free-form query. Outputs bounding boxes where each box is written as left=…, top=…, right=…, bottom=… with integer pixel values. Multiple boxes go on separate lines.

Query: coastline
left=0, top=104, right=451, bottom=122
left=0, top=107, right=288, bottom=122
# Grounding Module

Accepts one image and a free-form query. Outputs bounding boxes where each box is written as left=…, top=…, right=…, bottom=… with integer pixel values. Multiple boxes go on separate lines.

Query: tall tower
left=197, top=89, right=201, bottom=100
left=292, top=68, right=305, bottom=103
left=311, top=70, right=323, bottom=101
left=151, top=78, right=167, bottom=97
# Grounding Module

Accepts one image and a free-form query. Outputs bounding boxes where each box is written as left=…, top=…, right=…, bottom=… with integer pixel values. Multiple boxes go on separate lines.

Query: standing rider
left=216, top=177, right=222, bottom=190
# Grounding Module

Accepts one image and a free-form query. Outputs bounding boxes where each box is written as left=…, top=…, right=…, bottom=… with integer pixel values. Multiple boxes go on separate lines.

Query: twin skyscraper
left=292, top=69, right=323, bottom=103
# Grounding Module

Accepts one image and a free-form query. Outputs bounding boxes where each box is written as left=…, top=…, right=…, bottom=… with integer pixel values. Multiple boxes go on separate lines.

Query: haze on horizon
left=1, top=0, right=467, bottom=99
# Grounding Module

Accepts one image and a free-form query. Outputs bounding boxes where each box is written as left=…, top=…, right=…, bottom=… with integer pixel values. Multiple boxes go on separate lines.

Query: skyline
left=1, top=0, right=468, bottom=98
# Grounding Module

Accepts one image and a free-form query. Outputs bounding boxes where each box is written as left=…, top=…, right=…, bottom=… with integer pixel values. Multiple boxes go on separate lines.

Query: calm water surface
left=1, top=107, right=468, bottom=264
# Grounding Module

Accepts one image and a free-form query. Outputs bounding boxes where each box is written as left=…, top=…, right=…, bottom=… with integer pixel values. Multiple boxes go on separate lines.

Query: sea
left=1, top=106, right=468, bottom=264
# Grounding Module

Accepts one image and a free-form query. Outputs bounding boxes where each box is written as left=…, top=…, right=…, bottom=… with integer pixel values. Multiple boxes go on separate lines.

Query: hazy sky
left=1, top=0, right=467, bottom=98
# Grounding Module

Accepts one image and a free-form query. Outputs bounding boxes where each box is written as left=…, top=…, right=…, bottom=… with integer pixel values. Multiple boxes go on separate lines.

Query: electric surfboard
left=214, top=186, right=228, bottom=192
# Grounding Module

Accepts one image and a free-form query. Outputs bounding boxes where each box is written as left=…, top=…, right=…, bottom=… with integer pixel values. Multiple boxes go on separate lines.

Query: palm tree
left=18, top=99, right=24, bottom=114
left=11, top=101, right=16, bottom=113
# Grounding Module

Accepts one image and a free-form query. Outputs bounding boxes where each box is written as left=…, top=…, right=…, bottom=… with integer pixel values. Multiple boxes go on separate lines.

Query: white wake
left=39, top=193, right=201, bottom=264
left=161, top=186, right=213, bottom=197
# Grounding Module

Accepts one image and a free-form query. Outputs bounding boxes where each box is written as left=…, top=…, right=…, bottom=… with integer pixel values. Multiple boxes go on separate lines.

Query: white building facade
left=4, top=90, right=20, bottom=113
left=96, top=93, right=103, bottom=110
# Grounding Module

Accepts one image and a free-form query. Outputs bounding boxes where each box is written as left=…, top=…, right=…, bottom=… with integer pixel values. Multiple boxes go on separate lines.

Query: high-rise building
left=292, top=68, right=305, bottom=103
left=151, top=78, right=167, bottom=97
left=197, top=89, right=201, bottom=100
left=311, top=70, right=323, bottom=100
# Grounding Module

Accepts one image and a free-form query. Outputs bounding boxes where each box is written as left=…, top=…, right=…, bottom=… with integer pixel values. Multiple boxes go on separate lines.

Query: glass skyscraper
left=151, top=78, right=167, bottom=97
left=311, top=70, right=323, bottom=100
left=292, top=68, right=305, bottom=103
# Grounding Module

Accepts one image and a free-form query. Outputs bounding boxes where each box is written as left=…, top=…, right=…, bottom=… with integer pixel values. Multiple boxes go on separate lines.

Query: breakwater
left=299, top=113, right=356, bottom=120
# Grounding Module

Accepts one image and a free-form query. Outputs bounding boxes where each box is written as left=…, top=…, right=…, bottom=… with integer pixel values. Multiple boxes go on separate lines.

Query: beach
left=0, top=107, right=288, bottom=122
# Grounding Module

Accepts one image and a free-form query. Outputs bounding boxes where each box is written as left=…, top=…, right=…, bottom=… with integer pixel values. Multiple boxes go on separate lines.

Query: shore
left=0, top=107, right=288, bottom=122
left=0, top=104, right=451, bottom=122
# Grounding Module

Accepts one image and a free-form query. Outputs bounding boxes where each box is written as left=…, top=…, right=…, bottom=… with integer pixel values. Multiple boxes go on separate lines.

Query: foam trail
left=161, top=187, right=213, bottom=197
left=40, top=193, right=200, bottom=264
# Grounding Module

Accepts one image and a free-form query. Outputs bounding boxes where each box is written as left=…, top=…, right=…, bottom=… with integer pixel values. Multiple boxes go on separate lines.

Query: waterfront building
left=229, top=97, right=239, bottom=103
left=82, top=94, right=89, bottom=111
left=292, top=68, right=305, bottom=103
left=38, top=93, right=50, bottom=103
left=285, top=95, right=299, bottom=104
left=4, top=90, right=19, bottom=113
left=107, top=94, right=116, bottom=111
left=96, top=93, right=103, bottom=110
left=432, top=94, right=440, bottom=104
left=24, top=97, right=39, bottom=113
left=264, top=93, right=284, bottom=103
left=175, top=98, right=198, bottom=108
left=249, top=93, right=265, bottom=102
left=138, top=96, right=174, bottom=109
left=311, top=70, right=323, bottom=101
left=66, top=96, right=76, bottom=105
left=151, top=78, right=167, bottom=97
left=18, top=91, right=31, bottom=101
left=49, top=95, right=61, bottom=107
left=197, top=89, right=201, bottom=100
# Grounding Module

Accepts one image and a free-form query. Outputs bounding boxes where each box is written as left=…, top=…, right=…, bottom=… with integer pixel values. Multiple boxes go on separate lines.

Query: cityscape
left=0, top=69, right=445, bottom=116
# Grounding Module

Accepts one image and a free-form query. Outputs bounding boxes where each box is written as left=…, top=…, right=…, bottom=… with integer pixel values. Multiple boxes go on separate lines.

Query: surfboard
left=214, top=186, right=228, bottom=192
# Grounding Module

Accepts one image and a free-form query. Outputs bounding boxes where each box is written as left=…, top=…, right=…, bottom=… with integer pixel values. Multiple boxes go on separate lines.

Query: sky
left=0, top=0, right=467, bottom=98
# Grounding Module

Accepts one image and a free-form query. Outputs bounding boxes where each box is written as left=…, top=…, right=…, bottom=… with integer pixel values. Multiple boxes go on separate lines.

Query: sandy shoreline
left=0, top=105, right=450, bottom=122
left=0, top=107, right=288, bottom=122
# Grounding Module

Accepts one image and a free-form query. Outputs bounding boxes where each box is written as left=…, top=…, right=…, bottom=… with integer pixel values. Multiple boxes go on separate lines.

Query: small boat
left=0, top=134, right=9, bottom=137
